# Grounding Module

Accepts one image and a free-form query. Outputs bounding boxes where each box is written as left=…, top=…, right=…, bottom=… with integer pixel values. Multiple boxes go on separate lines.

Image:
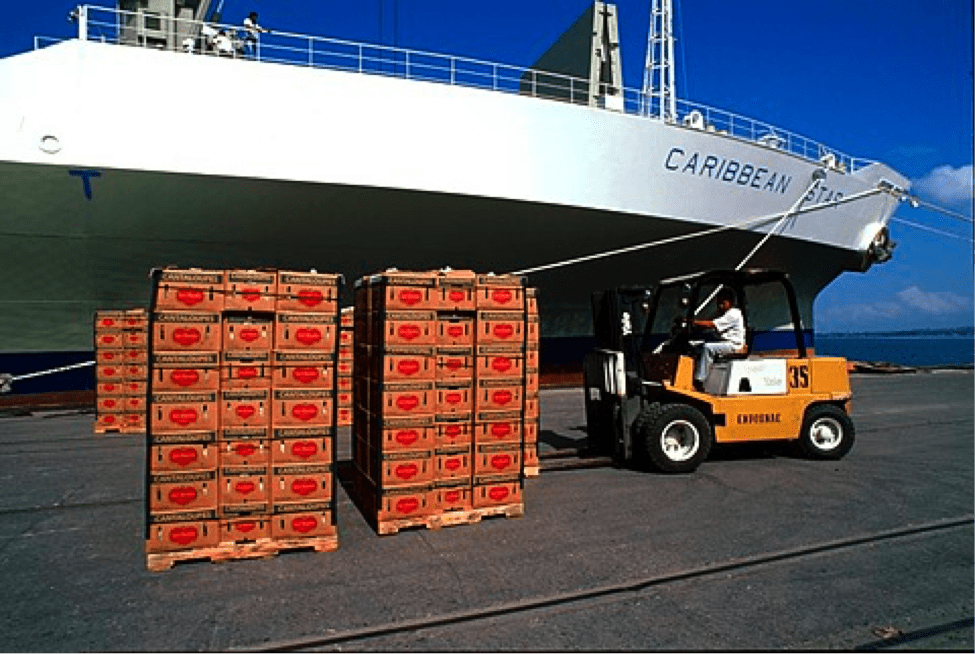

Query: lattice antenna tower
left=641, top=0, right=678, bottom=121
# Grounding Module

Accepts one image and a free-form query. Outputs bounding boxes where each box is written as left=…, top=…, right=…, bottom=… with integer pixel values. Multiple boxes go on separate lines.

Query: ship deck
left=0, top=371, right=971, bottom=650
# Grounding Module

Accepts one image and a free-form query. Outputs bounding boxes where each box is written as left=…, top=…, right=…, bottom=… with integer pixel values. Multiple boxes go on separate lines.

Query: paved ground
left=0, top=371, right=971, bottom=651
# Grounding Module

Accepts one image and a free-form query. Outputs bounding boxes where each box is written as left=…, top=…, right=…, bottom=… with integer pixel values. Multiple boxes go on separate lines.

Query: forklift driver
left=691, top=287, right=745, bottom=390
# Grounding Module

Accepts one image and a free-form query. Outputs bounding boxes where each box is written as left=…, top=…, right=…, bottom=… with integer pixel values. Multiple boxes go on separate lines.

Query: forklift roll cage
left=591, top=269, right=807, bottom=379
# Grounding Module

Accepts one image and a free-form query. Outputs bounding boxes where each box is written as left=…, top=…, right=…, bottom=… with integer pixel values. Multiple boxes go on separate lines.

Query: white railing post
left=358, top=45, right=363, bottom=73
left=78, top=5, right=88, bottom=41
left=450, top=58, right=455, bottom=84
left=308, top=38, right=313, bottom=66
left=493, top=64, right=497, bottom=91
left=406, top=51, right=410, bottom=79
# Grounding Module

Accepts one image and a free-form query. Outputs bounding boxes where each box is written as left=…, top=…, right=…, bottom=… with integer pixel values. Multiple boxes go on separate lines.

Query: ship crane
left=641, top=0, right=678, bottom=121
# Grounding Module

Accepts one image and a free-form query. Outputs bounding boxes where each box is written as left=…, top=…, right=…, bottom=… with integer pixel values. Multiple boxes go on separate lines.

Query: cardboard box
left=154, top=268, right=226, bottom=313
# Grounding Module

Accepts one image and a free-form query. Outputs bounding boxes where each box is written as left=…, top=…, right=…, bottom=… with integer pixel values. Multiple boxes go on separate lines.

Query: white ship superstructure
left=0, top=1, right=908, bottom=390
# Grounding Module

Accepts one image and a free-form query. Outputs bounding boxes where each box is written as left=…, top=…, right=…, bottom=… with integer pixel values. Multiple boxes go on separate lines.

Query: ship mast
left=641, top=0, right=678, bottom=121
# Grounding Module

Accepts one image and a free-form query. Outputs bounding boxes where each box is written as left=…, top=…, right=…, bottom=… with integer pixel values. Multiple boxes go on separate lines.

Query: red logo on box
left=399, top=289, right=422, bottom=305
left=235, top=481, right=256, bottom=495
left=239, top=328, right=260, bottom=342
left=447, top=325, right=464, bottom=337
left=492, top=357, right=513, bottom=372
left=169, top=447, right=199, bottom=466
left=176, top=289, right=204, bottom=306
left=170, top=408, right=198, bottom=426
left=292, top=367, right=319, bottom=384
left=292, top=441, right=318, bottom=458
left=100, top=318, right=116, bottom=327
left=443, top=425, right=462, bottom=437
left=292, top=516, right=317, bottom=533
left=445, top=358, right=463, bottom=370
left=292, top=404, right=318, bottom=421
left=241, top=288, right=261, bottom=302
left=449, top=291, right=465, bottom=302
left=234, top=443, right=257, bottom=457
left=235, top=405, right=256, bottom=420
left=492, top=289, right=513, bottom=304
left=492, top=390, right=513, bottom=406
left=103, top=415, right=117, bottom=424
left=395, top=463, right=418, bottom=480
left=235, top=521, right=256, bottom=533
left=173, top=328, right=201, bottom=347
left=298, top=290, right=323, bottom=307
left=171, top=369, right=199, bottom=387
left=395, top=430, right=419, bottom=446
left=397, top=360, right=421, bottom=376
left=103, top=399, right=118, bottom=409
left=169, top=526, right=198, bottom=545
left=445, top=392, right=462, bottom=405
left=488, top=486, right=510, bottom=501
left=396, top=395, right=420, bottom=411
left=396, top=497, right=419, bottom=514
left=238, top=366, right=258, bottom=379
left=291, top=479, right=317, bottom=496
left=493, top=324, right=514, bottom=339
left=445, top=458, right=461, bottom=471
left=444, top=490, right=460, bottom=502
left=398, top=325, right=421, bottom=340
left=295, top=328, right=322, bottom=345
left=491, top=423, right=511, bottom=437
left=491, top=454, right=512, bottom=470
left=169, top=487, right=198, bottom=505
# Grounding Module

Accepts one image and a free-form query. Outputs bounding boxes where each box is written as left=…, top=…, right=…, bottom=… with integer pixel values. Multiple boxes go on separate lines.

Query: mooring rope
left=510, top=184, right=886, bottom=277
left=890, top=217, right=974, bottom=243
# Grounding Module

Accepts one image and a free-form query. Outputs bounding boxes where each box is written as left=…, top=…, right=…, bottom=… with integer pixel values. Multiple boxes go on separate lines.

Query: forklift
left=583, top=269, right=855, bottom=473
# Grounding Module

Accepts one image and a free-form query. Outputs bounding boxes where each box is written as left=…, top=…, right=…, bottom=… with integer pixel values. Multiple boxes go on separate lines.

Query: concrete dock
left=0, top=371, right=971, bottom=651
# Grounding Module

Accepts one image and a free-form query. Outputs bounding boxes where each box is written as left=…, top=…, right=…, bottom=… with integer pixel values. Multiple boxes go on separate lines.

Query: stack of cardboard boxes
left=94, top=309, right=148, bottom=434
left=350, top=269, right=537, bottom=534
left=144, top=267, right=342, bottom=570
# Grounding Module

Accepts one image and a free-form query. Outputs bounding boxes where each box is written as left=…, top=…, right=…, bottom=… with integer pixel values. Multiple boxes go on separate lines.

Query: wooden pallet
left=523, top=465, right=540, bottom=478
left=146, top=535, right=339, bottom=572
left=376, top=502, right=524, bottom=536
left=93, top=425, right=123, bottom=435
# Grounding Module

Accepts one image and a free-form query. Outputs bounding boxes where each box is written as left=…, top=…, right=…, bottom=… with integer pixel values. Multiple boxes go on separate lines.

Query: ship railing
left=66, top=4, right=874, bottom=174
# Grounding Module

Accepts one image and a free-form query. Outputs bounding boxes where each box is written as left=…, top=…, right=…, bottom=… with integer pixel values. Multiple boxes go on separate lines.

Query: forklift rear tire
left=639, top=403, right=712, bottom=473
left=798, top=404, right=855, bottom=460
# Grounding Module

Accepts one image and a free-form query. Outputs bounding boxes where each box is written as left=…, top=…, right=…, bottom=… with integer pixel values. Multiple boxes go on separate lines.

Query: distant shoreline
left=819, top=327, right=974, bottom=338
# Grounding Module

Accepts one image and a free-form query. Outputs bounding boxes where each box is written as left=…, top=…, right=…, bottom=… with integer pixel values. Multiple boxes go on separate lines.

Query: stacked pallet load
left=94, top=308, right=149, bottom=434
left=145, top=267, right=341, bottom=571
left=336, top=307, right=354, bottom=427
left=350, top=269, right=532, bottom=535
left=523, top=287, right=540, bottom=476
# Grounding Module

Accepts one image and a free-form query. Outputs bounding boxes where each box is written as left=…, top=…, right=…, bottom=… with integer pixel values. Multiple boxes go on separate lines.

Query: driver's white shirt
left=712, top=307, right=745, bottom=349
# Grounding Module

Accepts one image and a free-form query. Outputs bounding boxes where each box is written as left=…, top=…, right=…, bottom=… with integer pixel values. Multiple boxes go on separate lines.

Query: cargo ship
left=0, top=1, right=909, bottom=394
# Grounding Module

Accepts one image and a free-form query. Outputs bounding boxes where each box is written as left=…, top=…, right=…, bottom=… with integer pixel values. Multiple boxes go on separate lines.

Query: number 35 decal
left=789, top=365, right=809, bottom=389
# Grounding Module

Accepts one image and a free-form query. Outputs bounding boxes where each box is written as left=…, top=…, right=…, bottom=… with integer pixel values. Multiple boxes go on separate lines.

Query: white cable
left=911, top=197, right=974, bottom=224
left=890, top=217, right=974, bottom=244
left=10, top=360, right=96, bottom=382
left=511, top=184, right=882, bottom=277
left=695, top=173, right=826, bottom=314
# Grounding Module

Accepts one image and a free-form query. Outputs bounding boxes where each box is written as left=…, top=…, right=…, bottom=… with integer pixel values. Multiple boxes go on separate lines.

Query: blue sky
left=2, top=0, right=972, bottom=332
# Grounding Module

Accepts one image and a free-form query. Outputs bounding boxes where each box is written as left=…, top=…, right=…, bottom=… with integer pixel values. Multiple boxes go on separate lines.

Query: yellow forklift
left=583, top=269, right=854, bottom=473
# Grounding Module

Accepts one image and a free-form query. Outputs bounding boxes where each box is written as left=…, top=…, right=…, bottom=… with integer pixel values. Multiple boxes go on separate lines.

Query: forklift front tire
left=798, top=404, right=855, bottom=460
left=640, top=403, right=712, bottom=473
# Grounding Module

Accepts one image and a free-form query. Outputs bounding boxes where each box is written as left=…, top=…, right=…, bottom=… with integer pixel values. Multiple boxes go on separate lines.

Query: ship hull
left=0, top=41, right=906, bottom=391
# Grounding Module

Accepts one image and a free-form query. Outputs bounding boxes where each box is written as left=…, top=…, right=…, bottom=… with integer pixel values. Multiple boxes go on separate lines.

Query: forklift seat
left=714, top=327, right=753, bottom=362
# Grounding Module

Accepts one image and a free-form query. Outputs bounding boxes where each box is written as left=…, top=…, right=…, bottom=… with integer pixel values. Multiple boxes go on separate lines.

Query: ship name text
left=664, top=148, right=791, bottom=195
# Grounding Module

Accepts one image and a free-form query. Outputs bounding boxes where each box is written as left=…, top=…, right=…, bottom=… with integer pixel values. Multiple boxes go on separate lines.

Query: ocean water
left=815, top=336, right=974, bottom=367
